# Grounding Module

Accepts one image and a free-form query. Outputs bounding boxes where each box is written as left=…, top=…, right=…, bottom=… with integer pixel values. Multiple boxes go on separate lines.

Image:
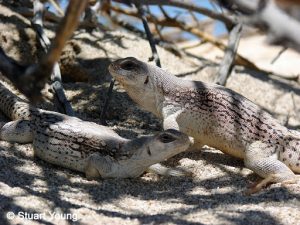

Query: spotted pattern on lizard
left=109, top=57, right=300, bottom=193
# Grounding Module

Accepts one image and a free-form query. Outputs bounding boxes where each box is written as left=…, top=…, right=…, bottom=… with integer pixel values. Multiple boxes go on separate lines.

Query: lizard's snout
left=160, top=129, right=193, bottom=146
left=108, top=63, right=117, bottom=74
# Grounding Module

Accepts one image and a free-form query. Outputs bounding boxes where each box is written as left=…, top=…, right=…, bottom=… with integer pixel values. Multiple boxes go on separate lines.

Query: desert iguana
left=0, top=82, right=193, bottom=178
left=109, top=57, right=300, bottom=193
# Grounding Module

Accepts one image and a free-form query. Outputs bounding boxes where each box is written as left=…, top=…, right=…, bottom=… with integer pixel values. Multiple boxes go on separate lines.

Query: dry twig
left=48, top=0, right=65, bottom=16
left=0, top=0, right=88, bottom=101
left=113, top=0, right=235, bottom=27
left=101, top=0, right=162, bottom=125
left=215, top=22, right=242, bottom=85
left=135, top=2, right=161, bottom=67
left=32, top=0, right=74, bottom=116
left=217, top=0, right=300, bottom=52
left=109, top=4, right=260, bottom=71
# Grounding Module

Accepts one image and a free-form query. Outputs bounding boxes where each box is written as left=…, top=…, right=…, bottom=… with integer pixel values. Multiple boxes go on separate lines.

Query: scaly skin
left=109, top=57, right=300, bottom=192
left=0, top=82, right=193, bottom=179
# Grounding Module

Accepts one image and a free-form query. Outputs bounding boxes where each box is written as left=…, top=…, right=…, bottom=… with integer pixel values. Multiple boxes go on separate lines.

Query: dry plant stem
left=112, top=4, right=298, bottom=80
left=111, top=16, right=183, bottom=57
left=41, top=0, right=88, bottom=73
left=218, top=0, right=300, bottom=52
left=100, top=79, right=115, bottom=125
left=135, top=3, right=161, bottom=67
left=215, top=22, right=242, bottom=86
left=101, top=2, right=162, bottom=124
left=113, top=0, right=235, bottom=27
left=0, top=48, right=26, bottom=83
left=48, top=0, right=65, bottom=16
left=32, top=0, right=74, bottom=116
left=110, top=5, right=259, bottom=71
left=18, top=0, right=88, bottom=101
left=271, top=47, right=288, bottom=64
left=16, top=6, right=61, bottom=23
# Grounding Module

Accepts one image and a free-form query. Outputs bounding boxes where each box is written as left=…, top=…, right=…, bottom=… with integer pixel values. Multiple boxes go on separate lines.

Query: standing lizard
left=109, top=57, right=300, bottom=193
left=0, top=82, right=193, bottom=179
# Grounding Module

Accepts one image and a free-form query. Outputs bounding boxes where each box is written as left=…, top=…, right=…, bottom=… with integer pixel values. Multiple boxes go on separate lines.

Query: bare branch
left=135, top=3, right=161, bottom=67
left=271, top=47, right=288, bottom=64
left=101, top=1, right=162, bottom=125
left=0, top=0, right=89, bottom=101
left=32, top=0, right=74, bottom=116
left=217, top=0, right=300, bottom=52
left=113, top=0, right=235, bottom=27
left=15, top=6, right=61, bottom=23
left=215, top=22, right=242, bottom=85
left=48, top=0, right=65, bottom=16
left=100, top=79, right=115, bottom=125
left=109, top=5, right=260, bottom=71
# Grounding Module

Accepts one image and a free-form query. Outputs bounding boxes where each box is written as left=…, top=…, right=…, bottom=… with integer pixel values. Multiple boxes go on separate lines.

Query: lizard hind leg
left=244, top=141, right=297, bottom=194
left=0, top=120, right=33, bottom=143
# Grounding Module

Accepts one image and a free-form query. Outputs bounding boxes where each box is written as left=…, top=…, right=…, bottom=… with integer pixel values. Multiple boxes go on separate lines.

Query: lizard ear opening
left=144, top=76, right=149, bottom=84
left=120, top=60, right=138, bottom=71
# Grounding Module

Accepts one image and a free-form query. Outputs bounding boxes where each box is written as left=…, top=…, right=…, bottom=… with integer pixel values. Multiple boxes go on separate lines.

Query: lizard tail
left=0, top=82, right=33, bottom=120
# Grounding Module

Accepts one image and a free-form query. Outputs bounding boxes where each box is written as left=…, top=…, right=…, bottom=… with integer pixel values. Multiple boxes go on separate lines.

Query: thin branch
left=111, top=15, right=184, bottom=57
left=271, top=46, right=288, bottom=64
left=146, top=5, right=165, bottom=41
left=40, top=0, right=88, bottom=73
left=109, top=5, right=260, bottom=71
left=135, top=3, right=161, bottom=67
left=16, top=6, right=61, bottom=23
left=0, top=48, right=26, bottom=83
left=113, top=0, right=235, bottom=27
left=32, top=0, right=74, bottom=116
left=215, top=22, right=242, bottom=85
left=218, top=0, right=300, bottom=52
left=101, top=1, right=162, bottom=125
left=48, top=0, right=65, bottom=16
left=0, top=0, right=89, bottom=101
left=100, top=79, right=115, bottom=125
left=158, top=5, right=171, bottom=20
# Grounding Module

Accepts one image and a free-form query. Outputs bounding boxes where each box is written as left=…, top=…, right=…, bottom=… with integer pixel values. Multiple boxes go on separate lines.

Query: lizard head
left=109, top=57, right=150, bottom=86
left=108, top=57, right=169, bottom=117
left=129, top=129, right=193, bottom=165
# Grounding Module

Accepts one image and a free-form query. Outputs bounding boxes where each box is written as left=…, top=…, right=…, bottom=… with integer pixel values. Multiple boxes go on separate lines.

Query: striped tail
left=0, top=82, right=34, bottom=120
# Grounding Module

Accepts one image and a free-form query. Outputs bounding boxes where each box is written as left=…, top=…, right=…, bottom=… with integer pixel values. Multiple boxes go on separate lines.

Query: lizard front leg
left=85, top=153, right=113, bottom=179
left=147, top=164, right=193, bottom=177
left=0, top=120, right=33, bottom=143
left=163, top=113, right=203, bottom=151
left=244, top=141, right=299, bottom=194
left=145, top=111, right=196, bottom=177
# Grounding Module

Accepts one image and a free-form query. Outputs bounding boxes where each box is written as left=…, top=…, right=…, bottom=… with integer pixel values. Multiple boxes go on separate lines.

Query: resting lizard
left=0, top=82, right=193, bottom=179
left=109, top=57, right=300, bottom=193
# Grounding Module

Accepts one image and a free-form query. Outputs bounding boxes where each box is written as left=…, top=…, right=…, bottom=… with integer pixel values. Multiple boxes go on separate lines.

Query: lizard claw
left=244, top=175, right=276, bottom=195
left=281, top=175, right=300, bottom=188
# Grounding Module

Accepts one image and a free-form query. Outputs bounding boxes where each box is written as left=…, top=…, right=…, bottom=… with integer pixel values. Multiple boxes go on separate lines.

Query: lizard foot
left=245, top=174, right=277, bottom=195
left=245, top=174, right=300, bottom=195
left=281, top=175, right=300, bottom=188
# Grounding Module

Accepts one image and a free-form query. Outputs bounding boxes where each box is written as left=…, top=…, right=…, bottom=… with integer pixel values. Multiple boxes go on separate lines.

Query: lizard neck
left=147, top=69, right=181, bottom=118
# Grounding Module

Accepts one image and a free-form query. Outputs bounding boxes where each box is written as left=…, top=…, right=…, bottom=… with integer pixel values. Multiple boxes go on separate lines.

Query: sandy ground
left=0, top=3, right=299, bottom=225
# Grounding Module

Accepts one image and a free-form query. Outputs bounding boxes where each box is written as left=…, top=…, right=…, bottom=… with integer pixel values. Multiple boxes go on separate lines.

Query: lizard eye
left=158, top=133, right=176, bottom=143
left=120, top=60, right=137, bottom=71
